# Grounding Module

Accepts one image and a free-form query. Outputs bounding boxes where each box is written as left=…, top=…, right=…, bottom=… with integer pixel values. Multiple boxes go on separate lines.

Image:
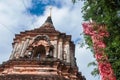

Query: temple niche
left=0, top=16, right=86, bottom=80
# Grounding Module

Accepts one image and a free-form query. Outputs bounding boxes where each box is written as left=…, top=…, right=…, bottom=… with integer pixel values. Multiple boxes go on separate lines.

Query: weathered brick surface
left=0, top=74, right=68, bottom=80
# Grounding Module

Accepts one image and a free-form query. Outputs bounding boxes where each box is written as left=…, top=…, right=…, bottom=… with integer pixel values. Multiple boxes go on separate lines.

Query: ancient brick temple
left=0, top=16, right=86, bottom=80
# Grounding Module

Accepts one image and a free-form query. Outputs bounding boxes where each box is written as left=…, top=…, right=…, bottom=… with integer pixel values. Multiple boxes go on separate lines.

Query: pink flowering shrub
left=82, top=22, right=116, bottom=80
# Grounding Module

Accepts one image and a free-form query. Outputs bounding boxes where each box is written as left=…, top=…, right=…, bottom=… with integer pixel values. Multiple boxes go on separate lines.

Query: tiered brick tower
left=0, top=16, right=86, bottom=80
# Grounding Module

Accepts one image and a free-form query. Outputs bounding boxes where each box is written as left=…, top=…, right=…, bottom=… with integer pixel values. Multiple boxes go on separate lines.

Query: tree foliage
left=81, top=0, right=120, bottom=79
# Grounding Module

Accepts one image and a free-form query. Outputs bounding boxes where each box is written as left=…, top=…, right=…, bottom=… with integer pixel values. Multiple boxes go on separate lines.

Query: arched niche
left=26, top=35, right=54, bottom=59
left=47, top=45, right=54, bottom=58
left=32, top=45, right=46, bottom=59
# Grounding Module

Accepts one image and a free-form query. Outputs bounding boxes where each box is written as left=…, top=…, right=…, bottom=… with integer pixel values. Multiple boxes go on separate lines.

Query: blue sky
left=28, top=0, right=62, bottom=16
left=0, top=0, right=99, bottom=80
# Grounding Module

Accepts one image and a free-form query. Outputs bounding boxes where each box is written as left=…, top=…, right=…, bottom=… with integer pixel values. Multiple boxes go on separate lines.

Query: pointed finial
left=50, top=7, right=52, bottom=16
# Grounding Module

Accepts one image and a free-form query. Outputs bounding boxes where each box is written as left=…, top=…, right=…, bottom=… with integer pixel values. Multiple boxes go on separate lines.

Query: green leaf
left=82, top=0, right=120, bottom=78
left=88, top=61, right=97, bottom=67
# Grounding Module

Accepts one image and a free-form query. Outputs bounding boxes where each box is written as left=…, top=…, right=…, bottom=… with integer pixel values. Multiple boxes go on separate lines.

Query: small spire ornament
left=50, top=7, right=52, bottom=16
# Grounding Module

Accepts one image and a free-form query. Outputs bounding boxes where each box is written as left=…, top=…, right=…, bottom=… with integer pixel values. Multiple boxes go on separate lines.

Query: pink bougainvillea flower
left=82, top=23, right=94, bottom=36
left=82, top=22, right=116, bottom=80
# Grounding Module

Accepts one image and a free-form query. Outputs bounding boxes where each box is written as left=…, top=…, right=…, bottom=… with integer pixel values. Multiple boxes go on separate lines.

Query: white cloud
left=0, top=0, right=98, bottom=80
left=75, top=44, right=99, bottom=80
left=0, top=0, right=33, bottom=63
left=0, top=0, right=34, bottom=32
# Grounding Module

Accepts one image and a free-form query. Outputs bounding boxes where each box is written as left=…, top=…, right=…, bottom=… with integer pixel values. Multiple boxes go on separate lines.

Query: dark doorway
left=33, top=45, right=46, bottom=59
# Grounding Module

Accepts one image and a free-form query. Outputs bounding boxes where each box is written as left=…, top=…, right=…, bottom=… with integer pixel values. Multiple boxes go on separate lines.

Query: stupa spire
left=45, top=7, right=53, bottom=24
left=45, top=16, right=53, bottom=24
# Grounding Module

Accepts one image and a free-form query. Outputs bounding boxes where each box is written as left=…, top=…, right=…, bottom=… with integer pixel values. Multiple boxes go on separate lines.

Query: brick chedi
left=0, top=16, right=86, bottom=80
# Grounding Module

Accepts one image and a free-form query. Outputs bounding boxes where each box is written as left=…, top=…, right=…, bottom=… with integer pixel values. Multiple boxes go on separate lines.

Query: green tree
left=73, top=0, right=120, bottom=79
